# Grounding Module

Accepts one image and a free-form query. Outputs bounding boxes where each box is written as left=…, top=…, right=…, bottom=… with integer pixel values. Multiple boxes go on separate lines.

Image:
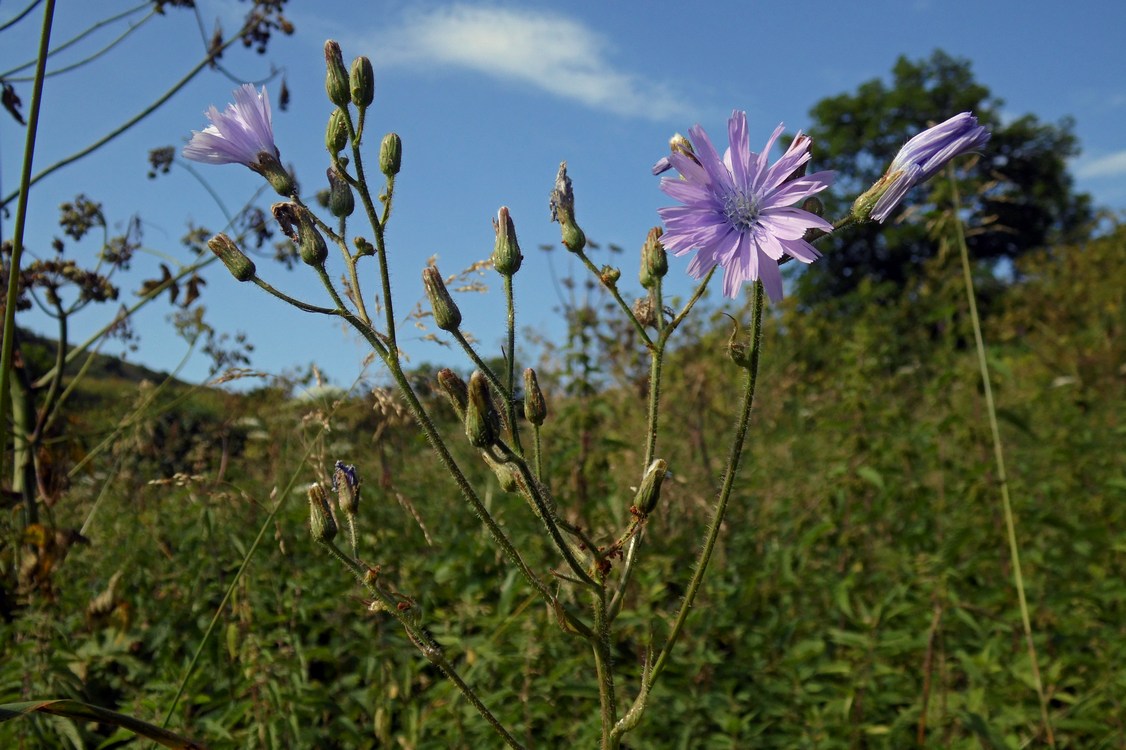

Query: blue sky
left=3, top=0, right=1124, bottom=390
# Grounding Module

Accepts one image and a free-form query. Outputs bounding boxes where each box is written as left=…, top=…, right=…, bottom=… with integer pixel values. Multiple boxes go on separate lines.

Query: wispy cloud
left=365, top=4, right=689, bottom=120
left=1074, top=150, right=1126, bottom=179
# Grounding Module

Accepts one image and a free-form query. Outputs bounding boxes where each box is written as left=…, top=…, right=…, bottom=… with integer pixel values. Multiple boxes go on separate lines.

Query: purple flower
left=183, top=84, right=293, bottom=195
left=657, top=111, right=834, bottom=302
left=868, top=112, right=990, bottom=222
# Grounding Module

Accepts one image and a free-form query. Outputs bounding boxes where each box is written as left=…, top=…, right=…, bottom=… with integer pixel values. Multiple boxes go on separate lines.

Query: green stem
left=947, top=169, right=1054, bottom=746
left=572, top=247, right=653, bottom=348
left=592, top=586, right=616, bottom=749
left=503, top=274, right=523, bottom=454
left=1, top=0, right=55, bottom=490
left=647, top=281, right=765, bottom=687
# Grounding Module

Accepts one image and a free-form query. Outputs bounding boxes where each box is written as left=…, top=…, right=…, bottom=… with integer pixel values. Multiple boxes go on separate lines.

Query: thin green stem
left=571, top=247, right=653, bottom=348
left=592, top=586, right=616, bottom=749
left=503, top=274, right=523, bottom=454
left=947, top=169, right=1054, bottom=746
left=1, top=0, right=55, bottom=490
left=647, top=281, right=765, bottom=687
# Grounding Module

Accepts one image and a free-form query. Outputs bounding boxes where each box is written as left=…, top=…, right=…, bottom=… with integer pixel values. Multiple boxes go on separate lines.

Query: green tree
left=796, top=49, right=1093, bottom=303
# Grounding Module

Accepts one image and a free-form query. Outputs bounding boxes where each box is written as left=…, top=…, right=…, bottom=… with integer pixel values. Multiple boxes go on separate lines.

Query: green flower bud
left=725, top=314, right=753, bottom=369
left=639, top=226, right=667, bottom=289
left=599, top=266, right=621, bottom=287
left=522, top=368, right=547, bottom=426
left=326, top=166, right=354, bottom=218
left=492, top=206, right=523, bottom=276
left=326, top=108, right=349, bottom=154
left=349, top=56, right=375, bottom=108
left=324, top=40, right=350, bottom=107
left=272, top=202, right=327, bottom=268
left=354, top=236, right=375, bottom=257
left=332, top=461, right=360, bottom=517
left=465, top=371, right=500, bottom=448
left=380, top=133, right=402, bottom=176
left=422, top=266, right=462, bottom=332
left=634, top=459, right=668, bottom=515
left=436, top=368, right=468, bottom=419
left=308, top=483, right=338, bottom=542
left=207, top=233, right=256, bottom=282
left=549, top=162, right=585, bottom=253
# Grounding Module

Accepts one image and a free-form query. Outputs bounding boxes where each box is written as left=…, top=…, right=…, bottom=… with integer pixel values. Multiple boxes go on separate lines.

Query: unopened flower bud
left=634, top=459, right=668, bottom=515
left=523, top=368, right=547, bottom=426
left=327, top=166, right=354, bottom=218
left=725, top=315, right=752, bottom=369
left=549, top=162, right=585, bottom=252
left=639, top=226, right=667, bottom=289
left=272, top=202, right=327, bottom=267
left=492, top=206, right=523, bottom=276
left=324, top=40, right=350, bottom=107
left=354, top=236, right=375, bottom=257
left=485, top=454, right=520, bottom=493
left=436, top=368, right=468, bottom=419
left=422, top=266, right=462, bottom=332
left=380, top=133, right=402, bottom=176
left=465, top=371, right=500, bottom=448
left=326, top=108, right=348, bottom=154
left=600, top=265, right=621, bottom=287
left=349, top=56, right=374, bottom=108
left=208, top=233, right=256, bottom=281
left=332, top=460, right=360, bottom=517
left=308, top=483, right=337, bottom=542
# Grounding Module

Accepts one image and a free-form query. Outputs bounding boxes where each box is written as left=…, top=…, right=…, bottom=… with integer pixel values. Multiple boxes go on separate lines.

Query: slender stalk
left=647, top=281, right=765, bottom=686
left=591, top=586, right=616, bottom=749
left=571, top=247, right=653, bottom=348
left=947, top=169, right=1054, bottom=746
left=0, top=0, right=41, bottom=34
left=1, top=0, right=55, bottom=491
left=503, top=275, right=523, bottom=454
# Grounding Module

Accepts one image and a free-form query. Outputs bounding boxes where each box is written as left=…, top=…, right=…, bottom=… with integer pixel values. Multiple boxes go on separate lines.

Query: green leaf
left=0, top=699, right=208, bottom=749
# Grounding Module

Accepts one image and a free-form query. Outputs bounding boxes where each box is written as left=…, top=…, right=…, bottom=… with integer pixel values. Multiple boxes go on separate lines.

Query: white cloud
left=367, top=4, right=689, bottom=120
left=1074, top=150, right=1126, bottom=179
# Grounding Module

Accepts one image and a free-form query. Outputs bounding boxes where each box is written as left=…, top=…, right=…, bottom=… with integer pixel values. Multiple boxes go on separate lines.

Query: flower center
left=723, top=190, right=761, bottom=231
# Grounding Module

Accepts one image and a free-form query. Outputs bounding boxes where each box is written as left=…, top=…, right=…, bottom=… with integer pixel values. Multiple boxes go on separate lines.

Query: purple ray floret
left=182, top=84, right=278, bottom=167
left=657, top=110, right=834, bottom=302
left=871, top=112, right=990, bottom=222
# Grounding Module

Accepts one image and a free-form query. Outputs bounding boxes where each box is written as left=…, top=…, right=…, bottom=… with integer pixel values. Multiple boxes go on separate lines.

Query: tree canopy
left=796, top=50, right=1093, bottom=303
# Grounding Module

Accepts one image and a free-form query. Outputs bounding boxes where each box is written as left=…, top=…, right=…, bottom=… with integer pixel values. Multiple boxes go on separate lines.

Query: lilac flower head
left=657, top=110, right=834, bottom=302
left=183, top=84, right=293, bottom=195
left=865, top=112, right=990, bottom=222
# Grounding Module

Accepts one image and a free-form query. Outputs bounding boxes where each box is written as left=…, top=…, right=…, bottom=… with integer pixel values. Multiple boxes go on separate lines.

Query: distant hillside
left=13, top=326, right=189, bottom=389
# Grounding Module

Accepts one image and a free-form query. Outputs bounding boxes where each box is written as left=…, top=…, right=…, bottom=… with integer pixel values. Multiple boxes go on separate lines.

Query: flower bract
left=657, top=111, right=834, bottom=302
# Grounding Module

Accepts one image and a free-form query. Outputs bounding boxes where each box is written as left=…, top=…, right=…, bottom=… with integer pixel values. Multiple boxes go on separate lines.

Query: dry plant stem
left=503, top=275, right=523, bottom=454
left=947, top=169, right=1055, bottom=746
left=318, top=540, right=524, bottom=750
left=0, top=0, right=55, bottom=496
left=617, top=281, right=765, bottom=747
